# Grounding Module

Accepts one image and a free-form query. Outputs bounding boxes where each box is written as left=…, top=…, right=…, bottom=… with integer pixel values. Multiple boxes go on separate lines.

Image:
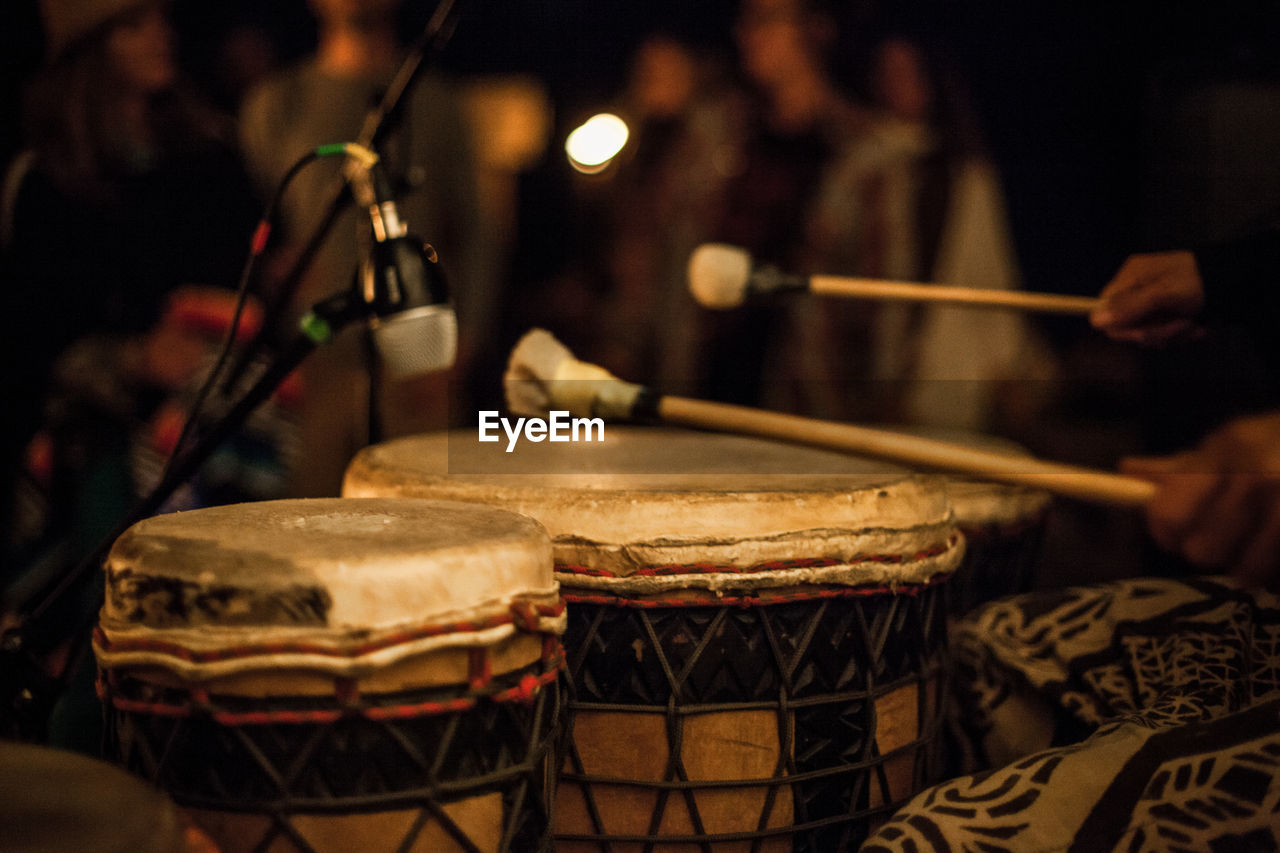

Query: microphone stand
left=223, top=0, right=461, bottom=393
left=0, top=289, right=368, bottom=741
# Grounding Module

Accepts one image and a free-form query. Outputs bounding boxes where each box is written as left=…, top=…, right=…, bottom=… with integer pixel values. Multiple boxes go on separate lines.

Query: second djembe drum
left=94, top=498, right=565, bottom=853
left=942, top=476, right=1050, bottom=615
left=894, top=428, right=1051, bottom=616
left=344, top=428, right=964, bottom=851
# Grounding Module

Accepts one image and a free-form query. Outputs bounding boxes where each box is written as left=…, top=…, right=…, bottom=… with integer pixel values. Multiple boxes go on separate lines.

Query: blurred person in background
left=239, top=0, right=492, bottom=497
left=588, top=0, right=882, bottom=410
left=0, top=0, right=266, bottom=749
left=807, top=27, right=1054, bottom=431
left=583, top=30, right=730, bottom=384
left=701, top=0, right=880, bottom=410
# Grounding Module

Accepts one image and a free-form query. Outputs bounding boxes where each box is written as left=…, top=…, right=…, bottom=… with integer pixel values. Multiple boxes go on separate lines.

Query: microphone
left=350, top=160, right=458, bottom=378
left=687, top=242, right=1101, bottom=316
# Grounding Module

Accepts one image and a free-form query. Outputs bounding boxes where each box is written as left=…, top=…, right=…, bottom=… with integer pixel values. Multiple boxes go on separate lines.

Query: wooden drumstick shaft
left=808, top=274, right=1101, bottom=315
left=507, top=328, right=1152, bottom=507
left=656, top=395, right=1156, bottom=507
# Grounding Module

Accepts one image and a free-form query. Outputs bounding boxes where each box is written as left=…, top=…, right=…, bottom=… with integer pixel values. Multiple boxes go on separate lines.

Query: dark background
left=7, top=1, right=1280, bottom=268
left=6, top=0, right=1280, bottom=307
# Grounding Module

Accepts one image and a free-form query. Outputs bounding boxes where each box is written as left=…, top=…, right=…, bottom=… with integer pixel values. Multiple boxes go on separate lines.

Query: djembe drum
left=941, top=476, right=1050, bottom=615
left=897, top=428, right=1051, bottom=616
left=93, top=498, right=565, bottom=853
left=343, top=427, right=963, bottom=851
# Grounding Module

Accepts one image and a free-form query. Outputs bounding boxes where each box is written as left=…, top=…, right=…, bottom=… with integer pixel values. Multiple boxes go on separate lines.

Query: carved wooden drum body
left=344, top=428, right=963, bottom=851
left=94, top=498, right=565, bottom=853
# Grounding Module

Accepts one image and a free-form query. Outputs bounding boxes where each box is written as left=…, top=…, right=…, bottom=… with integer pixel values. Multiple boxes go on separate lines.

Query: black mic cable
left=162, top=143, right=381, bottom=473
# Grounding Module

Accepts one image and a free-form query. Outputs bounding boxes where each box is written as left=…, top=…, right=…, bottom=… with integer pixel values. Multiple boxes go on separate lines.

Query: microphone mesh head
left=371, top=304, right=458, bottom=378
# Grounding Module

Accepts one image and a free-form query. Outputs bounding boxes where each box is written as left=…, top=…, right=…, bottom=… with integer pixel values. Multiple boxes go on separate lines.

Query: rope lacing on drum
left=556, top=577, right=950, bottom=849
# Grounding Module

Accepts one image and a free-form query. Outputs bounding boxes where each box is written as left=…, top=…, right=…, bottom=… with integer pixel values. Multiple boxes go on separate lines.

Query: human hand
left=1122, top=412, right=1280, bottom=588
left=1090, top=251, right=1205, bottom=344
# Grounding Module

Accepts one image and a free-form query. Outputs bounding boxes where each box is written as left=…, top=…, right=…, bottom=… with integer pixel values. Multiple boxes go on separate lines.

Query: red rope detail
left=110, top=694, right=195, bottom=719
left=561, top=573, right=952, bottom=610
left=213, top=707, right=346, bottom=726
left=492, top=669, right=560, bottom=704
left=362, top=696, right=475, bottom=721
left=93, top=599, right=566, bottom=665
left=468, top=648, right=491, bottom=690
left=562, top=567, right=614, bottom=577
left=555, top=539, right=956, bottom=580
left=634, top=557, right=842, bottom=577
left=99, top=643, right=567, bottom=724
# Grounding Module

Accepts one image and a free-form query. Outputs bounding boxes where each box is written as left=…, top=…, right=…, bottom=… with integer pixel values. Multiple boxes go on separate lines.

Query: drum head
left=345, top=427, right=961, bottom=585
left=97, top=498, right=559, bottom=681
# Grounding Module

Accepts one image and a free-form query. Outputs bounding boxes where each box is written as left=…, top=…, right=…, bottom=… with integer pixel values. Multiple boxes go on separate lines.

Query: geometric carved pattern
left=558, top=582, right=949, bottom=851
left=105, top=659, right=564, bottom=853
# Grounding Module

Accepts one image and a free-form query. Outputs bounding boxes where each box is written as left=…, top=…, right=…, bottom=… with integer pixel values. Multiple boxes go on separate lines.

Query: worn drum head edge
left=95, top=497, right=564, bottom=681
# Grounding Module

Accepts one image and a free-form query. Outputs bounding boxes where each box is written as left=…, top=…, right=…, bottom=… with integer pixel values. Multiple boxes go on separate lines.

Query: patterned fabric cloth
left=864, top=577, right=1280, bottom=852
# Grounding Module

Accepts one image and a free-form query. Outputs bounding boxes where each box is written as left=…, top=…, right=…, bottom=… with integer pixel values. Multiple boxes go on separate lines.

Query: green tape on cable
left=299, top=312, right=333, bottom=344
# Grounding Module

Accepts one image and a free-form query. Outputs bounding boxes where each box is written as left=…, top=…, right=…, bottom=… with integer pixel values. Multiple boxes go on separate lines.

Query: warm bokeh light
left=565, top=113, right=630, bottom=174
left=463, top=76, right=552, bottom=173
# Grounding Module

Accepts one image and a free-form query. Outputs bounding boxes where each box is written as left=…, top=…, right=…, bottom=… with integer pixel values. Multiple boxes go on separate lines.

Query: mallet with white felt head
left=688, top=243, right=1100, bottom=315
left=504, top=329, right=1155, bottom=507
